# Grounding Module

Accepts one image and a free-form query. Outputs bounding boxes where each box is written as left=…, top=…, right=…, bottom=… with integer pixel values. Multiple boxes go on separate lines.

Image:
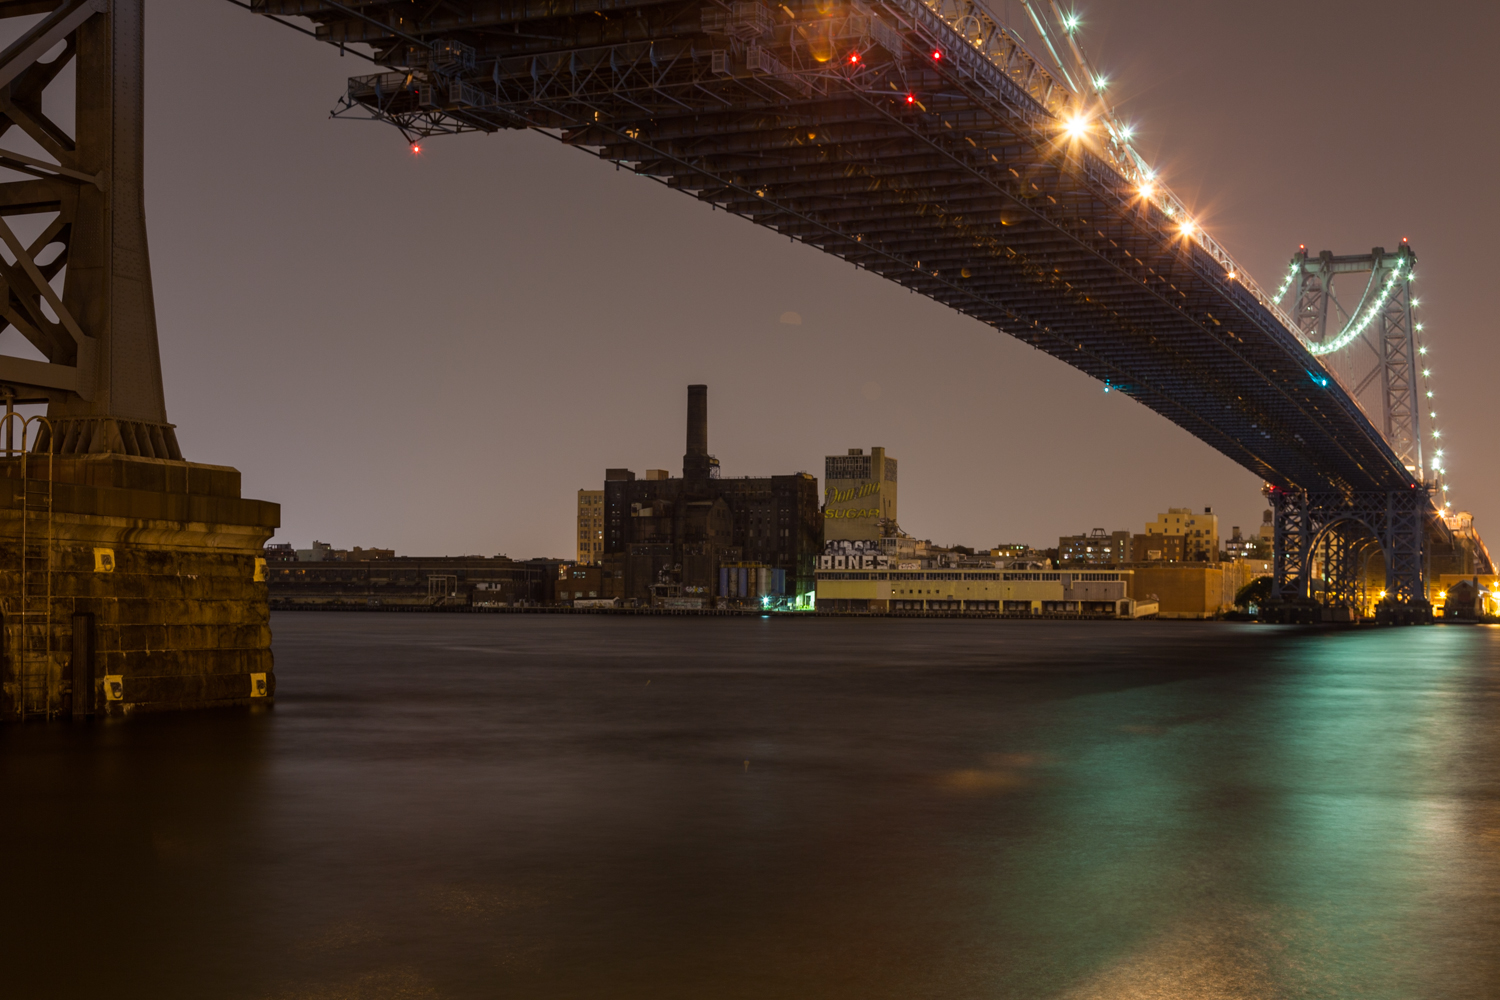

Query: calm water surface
left=4, top=614, right=1499, bottom=998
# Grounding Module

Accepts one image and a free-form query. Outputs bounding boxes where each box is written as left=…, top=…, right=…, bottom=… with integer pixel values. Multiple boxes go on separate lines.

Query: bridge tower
left=1292, top=245, right=1422, bottom=476
left=0, top=1, right=277, bottom=720
left=1269, top=243, right=1431, bottom=623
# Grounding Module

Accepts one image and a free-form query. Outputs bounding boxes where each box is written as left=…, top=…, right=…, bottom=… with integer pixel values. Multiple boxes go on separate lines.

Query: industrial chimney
left=683, top=384, right=713, bottom=479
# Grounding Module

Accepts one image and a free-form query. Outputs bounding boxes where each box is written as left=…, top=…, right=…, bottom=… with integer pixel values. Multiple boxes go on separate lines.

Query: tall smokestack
left=684, top=384, right=710, bottom=479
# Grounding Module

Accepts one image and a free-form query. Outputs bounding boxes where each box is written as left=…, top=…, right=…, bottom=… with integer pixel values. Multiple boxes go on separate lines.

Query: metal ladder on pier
left=11, top=415, right=53, bottom=720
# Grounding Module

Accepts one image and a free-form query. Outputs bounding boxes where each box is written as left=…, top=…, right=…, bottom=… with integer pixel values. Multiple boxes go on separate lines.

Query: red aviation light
left=931, top=48, right=943, bottom=60
left=906, top=92, right=916, bottom=104
left=411, top=142, right=422, bottom=155
left=848, top=51, right=860, bottom=64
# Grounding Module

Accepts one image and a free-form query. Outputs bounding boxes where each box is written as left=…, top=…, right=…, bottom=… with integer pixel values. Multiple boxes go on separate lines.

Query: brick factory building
left=599, top=385, right=821, bottom=608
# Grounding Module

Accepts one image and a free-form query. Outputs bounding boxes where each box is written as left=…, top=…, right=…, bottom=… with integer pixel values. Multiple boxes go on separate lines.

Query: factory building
left=268, top=554, right=562, bottom=607
left=576, top=489, right=604, bottom=565
left=823, top=446, right=898, bottom=541
left=600, top=386, right=821, bottom=607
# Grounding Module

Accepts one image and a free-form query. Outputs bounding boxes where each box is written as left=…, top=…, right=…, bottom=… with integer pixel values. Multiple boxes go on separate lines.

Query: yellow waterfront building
left=816, top=567, right=1154, bottom=617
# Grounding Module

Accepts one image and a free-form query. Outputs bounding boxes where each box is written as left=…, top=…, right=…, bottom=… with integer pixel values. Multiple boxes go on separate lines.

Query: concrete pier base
left=0, top=455, right=278, bottom=720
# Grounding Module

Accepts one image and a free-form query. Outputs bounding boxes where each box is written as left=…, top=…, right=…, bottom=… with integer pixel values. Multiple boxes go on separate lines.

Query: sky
left=111, top=1, right=1500, bottom=556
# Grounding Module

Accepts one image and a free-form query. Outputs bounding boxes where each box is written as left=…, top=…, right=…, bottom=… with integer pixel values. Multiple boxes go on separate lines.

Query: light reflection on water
left=3, top=615, right=1498, bottom=998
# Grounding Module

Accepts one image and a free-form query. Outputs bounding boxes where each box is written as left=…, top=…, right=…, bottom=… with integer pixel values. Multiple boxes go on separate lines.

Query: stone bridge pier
left=0, top=1, right=277, bottom=719
left=1264, top=485, right=1433, bottom=624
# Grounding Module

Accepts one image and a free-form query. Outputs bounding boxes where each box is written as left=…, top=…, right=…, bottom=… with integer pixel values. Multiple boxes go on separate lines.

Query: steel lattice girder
left=1268, top=484, right=1434, bottom=610
left=253, top=0, right=1425, bottom=498
left=0, top=0, right=182, bottom=458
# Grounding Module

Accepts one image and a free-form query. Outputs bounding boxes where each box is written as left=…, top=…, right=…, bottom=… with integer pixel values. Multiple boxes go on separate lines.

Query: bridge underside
left=251, top=0, right=1449, bottom=617
left=258, top=0, right=1419, bottom=502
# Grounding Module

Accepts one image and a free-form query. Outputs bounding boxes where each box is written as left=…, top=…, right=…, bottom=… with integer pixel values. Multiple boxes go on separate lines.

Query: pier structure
left=0, top=1, right=277, bottom=719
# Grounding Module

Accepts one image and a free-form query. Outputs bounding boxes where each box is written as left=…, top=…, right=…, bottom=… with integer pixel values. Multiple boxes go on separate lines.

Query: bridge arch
left=1306, top=517, right=1386, bottom=619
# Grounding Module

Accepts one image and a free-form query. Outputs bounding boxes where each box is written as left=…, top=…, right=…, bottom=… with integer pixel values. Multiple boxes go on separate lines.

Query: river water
left=3, top=614, right=1498, bottom=998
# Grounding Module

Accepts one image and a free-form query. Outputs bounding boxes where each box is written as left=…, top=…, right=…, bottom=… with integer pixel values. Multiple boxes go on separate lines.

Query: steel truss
left=1291, top=245, right=1421, bottom=477
left=249, top=0, right=1428, bottom=506
left=1266, top=484, right=1433, bottom=623
left=0, top=0, right=180, bottom=457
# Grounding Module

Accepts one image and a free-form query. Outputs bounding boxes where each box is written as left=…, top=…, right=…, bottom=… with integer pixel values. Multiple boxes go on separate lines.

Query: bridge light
left=1418, top=346, right=1427, bottom=354
left=1423, top=368, right=1431, bottom=377
left=1094, top=74, right=1108, bottom=90
left=411, top=142, right=422, bottom=155
left=1227, top=270, right=1238, bottom=280
left=1427, top=390, right=1434, bottom=398
left=1064, top=114, right=1090, bottom=139
left=1064, top=12, right=1080, bottom=31
left=1179, top=219, right=1196, bottom=237
left=1138, top=181, right=1154, bottom=198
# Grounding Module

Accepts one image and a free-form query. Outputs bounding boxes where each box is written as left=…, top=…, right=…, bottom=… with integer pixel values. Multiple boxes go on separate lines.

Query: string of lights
left=1276, top=252, right=1445, bottom=504
left=1273, top=259, right=1300, bottom=302
left=1305, top=259, right=1405, bottom=356
left=1412, top=293, right=1452, bottom=511
left=1013, top=4, right=1446, bottom=513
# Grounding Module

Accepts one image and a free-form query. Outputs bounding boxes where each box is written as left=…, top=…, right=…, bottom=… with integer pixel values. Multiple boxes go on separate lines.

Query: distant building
left=1138, top=507, right=1219, bottom=562
left=265, top=542, right=297, bottom=563
left=1130, top=560, right=1269, bottom=619
left=296, top=540, right=334, bottom=562
left=576, top=489, right=604, bottom=565
left=823, top=447, right=897, bottom=542
left=817, top=566, right=1152, bottom=617
left=1058, top=528, right=1130, bottom=567
left=1130, top=533, right=1185, bottom=563
left=268, top=555, right=562, bottom=607
left=556, top=562, right=603, bottom=602
left=288, top=541, right=395, bottom=563
left=1224, top=525, right=1264, bottom=561
left=811, top=461, right=1141, bottom=613
left=602, top=385, right=821, bottom=607
left=990, top=543, right=1046, bottom=562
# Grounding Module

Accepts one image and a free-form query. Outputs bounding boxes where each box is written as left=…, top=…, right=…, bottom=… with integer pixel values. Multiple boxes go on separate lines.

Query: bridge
left=0, top=0, right=1483, bottom=656
left=245, top=0, right=1482, bottom=617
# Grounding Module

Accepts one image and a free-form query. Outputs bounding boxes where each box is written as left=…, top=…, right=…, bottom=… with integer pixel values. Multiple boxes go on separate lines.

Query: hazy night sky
left=116, top=1, right=1499, bottom=556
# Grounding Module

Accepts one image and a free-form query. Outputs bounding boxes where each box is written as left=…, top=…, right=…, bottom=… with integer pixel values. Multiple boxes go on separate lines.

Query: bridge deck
left=256, top=0, right=1419, bottom=497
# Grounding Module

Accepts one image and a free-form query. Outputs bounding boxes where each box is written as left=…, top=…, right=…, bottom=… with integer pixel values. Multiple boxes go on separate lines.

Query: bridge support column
left=1265, top=485, right=1432, bottom=625
left=1268, top=488, right=1310, bottom=608
left=0, top=2, right=278, bottom=719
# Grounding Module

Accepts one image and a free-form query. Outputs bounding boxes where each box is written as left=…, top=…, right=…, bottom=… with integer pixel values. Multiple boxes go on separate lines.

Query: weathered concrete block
left=0, top=455, right=278, bottom=720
